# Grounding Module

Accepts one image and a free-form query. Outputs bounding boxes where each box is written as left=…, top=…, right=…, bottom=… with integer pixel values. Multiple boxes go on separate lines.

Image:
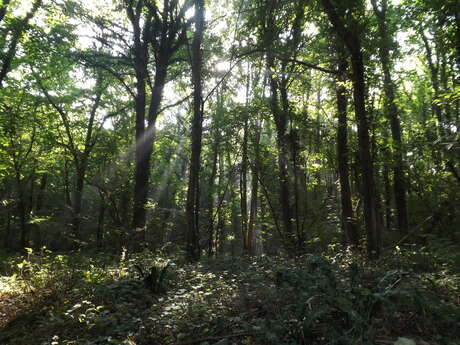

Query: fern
left=136, top=263, right=170, bottom=293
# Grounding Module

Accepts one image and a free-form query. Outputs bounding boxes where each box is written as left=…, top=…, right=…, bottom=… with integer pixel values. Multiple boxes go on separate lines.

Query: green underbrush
left=0, top=244, right=459, bottom=345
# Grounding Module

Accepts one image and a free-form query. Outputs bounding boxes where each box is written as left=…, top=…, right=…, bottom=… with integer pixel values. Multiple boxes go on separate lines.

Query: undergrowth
left=0, top=244, right=459, bottom=345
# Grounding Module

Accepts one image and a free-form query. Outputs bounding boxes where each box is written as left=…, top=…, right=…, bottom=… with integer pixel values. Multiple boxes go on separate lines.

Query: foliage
left=133, top=263, right=171, bottom=293
left=1, top=248, right=459, bottom=345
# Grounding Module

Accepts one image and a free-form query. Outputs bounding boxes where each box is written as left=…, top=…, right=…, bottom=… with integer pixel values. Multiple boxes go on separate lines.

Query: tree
left=0, top=0, right=42, bottom=88
left=371, top=0, right=409, bottom=233
left=37, top=73, right=107, bottom=240
left=335, top=43, right=359, bottom=247
left=123, top=0, right=192, bottom=243
left=186, top=0, right=205, bottom=261
left=0, top=85, right=40, bottom=248
left=259, top=0, right=307, bottom=250
left=321, top=0, right=381, bottom=258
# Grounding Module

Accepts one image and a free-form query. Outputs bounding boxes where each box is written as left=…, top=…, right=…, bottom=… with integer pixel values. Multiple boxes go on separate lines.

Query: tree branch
left=175, top=332, right=260, bottom=345
left=34, top=73, right=77, bottom=157
left=277, top=57, right=338, bottom=74
left=159, top=93, right=192, bottom=113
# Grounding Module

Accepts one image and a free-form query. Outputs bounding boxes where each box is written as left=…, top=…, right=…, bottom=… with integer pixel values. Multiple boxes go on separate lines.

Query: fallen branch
left=175, top=331, right=260, bottom=345
left=387, top=215, right=433, bottom=250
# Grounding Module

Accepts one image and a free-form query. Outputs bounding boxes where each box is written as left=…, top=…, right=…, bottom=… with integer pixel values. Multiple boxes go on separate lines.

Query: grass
left=0, top=245, right=459, bottom=345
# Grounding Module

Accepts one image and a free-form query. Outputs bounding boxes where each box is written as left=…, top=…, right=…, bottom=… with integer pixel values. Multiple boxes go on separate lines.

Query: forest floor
left=0, top=244, right=459, bottom=345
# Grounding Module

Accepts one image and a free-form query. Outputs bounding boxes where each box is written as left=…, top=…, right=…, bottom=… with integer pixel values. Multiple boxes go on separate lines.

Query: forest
left=0, top=0, right=459, bottom=344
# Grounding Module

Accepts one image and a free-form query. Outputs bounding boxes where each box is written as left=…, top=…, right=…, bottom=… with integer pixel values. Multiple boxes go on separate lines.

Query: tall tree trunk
left=371, top=0, right=409, bottom=233
left=32, top=173, right=47, bottom=248
left=206, top=134, right=219, bottom=257
left=262, top=0, right=293, bottom=246
left=228, top=152, right=240, bottom=257
left=279, top=76, right=303, bottom=247
left=216, top=152, right=225, bottom=255
left=131, top=34, right=149, bottom=232
left=266, top=54, right=293, bottom=243
left=96, top=191, right=106, bottom=250
left=241, top=66, right=251, bottom=252
left=351, top=52, right=380, bottom=258
left=454, top=8, right=460, bottom=76
left=420, top=29, right=460, bottom=186
left=383, top=151, right=392, bottom=229
left=18, top=188, right=27, bottom=248
left=336, top=54, right=360, bottom=247
left=132, top=60, right=169, bottom=230
left=64, top=159, right=72, bottom=208
left=129, top=6, right=169, bottom=235
left=206, top=90, right=224, bottom=257
left=240, top=117, right=249, bottom=252
left=420, top=31, right=443, bottom=133
left=186, top=0, right=205, bottom=261
left=71, top=166, right=85, bottom=239
left=313, top=82, right=322, bottom=201
left=291, top=130, right=303, bottom=242
left=127, top=0, right=190, bottom=239
left=321, top=0, right=381, bottom=258
left=248, top=119, right=262, bottom=255
left=4, top=208, right=11, bottom=248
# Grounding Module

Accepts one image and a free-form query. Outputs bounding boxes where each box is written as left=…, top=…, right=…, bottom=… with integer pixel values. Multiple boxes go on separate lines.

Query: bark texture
left=321, top=0, right=381, bottom=258
left=186, top=0, right=205, bottom=261
left=336, top=51, right=360, bottom=247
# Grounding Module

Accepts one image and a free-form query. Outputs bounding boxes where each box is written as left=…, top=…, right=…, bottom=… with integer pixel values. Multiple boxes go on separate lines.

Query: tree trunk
left=248, top=120, right=262, bottom=255
left=129, top=7, right=167, bottom=235
left=383, top=156, right=392, bottom=229
left=262, top=0, right=293, bottom=247
left=63, top=159, right=72, bottom=208
left=15, top=168, right=29, bottom=249
left=266, top=55, right=293, bottom=243
left=71, top=166, right=85, bottom=240
left=228, top=152, right=240, bottom=257
left=336, top=55, right=360, bottom=247
left=97, top=192, right=106, bottom=250
left=351, top=53, right=380, bottom=258
left=321, top=0, right=381, bottom=258
left=0, top=0, right=10, bottom=24
left=216, top=152, right=225, bottom=255
left=18, top=190, right=27, bottom=248
left=420, top=31, right=443, bottom=133
left=240, top=65, right=251, bottom=253
left=279, top=76, right=303, bottom=247
left=454, top=8, right=460, bottom=77
left=186, top=0, right=205, bottom=262
left=127, top=0, right=189, bottom=241
left=0, top=0, right=42, bottom=88
left=420, top=29, right=460, bottom=186
left=371, top=0, right=409, bottom=233
left=131, top=36, right=149, bottom=232
left=240, top=116, right=249, bottom=252
left=4, top=208, right=11, bottom=248
left=206, top=134, right=219, bottom=257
